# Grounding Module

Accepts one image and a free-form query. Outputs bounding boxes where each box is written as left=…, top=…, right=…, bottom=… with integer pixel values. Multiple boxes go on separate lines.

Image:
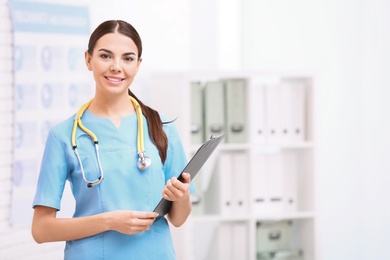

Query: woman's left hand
left=162, top=172, right=191, bottom=202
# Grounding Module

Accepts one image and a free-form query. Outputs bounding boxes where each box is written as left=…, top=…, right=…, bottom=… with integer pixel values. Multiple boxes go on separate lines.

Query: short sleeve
left=32, top=129, right=70, bottom=210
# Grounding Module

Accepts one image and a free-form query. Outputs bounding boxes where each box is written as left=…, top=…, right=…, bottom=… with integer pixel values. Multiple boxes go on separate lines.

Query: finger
left=166, top=180, right=183, bottom=195
left=181, top=172, right=191, bottom=183
left=163, top=188, right=176, bottom=200
left=131, top=211, right=159, bottom=219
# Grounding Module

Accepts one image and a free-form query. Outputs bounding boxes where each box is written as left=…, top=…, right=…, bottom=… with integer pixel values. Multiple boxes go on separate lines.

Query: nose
left=110, top=59, right=121, bottom=72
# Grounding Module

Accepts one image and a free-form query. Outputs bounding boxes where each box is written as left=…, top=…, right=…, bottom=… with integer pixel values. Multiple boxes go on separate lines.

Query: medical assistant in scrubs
left=33, top=109, right=194, bottom=260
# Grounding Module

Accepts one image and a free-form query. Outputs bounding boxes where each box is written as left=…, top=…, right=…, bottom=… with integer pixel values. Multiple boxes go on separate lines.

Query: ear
left=85, top=51, right=92, bottom=71
left=136, top=57, right=142, bottom=72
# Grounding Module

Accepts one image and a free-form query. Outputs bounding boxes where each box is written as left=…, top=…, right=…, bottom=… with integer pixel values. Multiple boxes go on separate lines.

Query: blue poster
left=9, top=1, right=93, bottom=225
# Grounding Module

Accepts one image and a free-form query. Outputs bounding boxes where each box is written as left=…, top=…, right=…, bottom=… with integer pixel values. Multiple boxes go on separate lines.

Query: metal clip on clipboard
left=153, top=134, right=226, bottom=216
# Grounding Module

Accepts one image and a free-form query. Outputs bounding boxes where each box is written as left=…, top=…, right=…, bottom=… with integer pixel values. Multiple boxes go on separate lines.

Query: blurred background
left=1, top=0, right=389, bottom=259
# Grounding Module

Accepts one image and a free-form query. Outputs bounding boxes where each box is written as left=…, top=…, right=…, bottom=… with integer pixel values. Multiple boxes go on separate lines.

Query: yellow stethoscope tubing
left=129, top=97, right=151, bottom=170
left=129, top=97, right=145, bottom=153
left=71, top=96, right=147, bottom=187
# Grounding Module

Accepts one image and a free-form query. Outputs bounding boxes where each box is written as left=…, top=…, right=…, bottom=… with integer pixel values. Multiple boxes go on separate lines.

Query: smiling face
left=85, top=32, right=142, bottom=97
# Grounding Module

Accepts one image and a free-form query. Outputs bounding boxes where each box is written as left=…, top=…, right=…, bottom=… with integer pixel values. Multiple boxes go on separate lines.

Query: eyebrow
left=98, top=48, right=137, bottom=56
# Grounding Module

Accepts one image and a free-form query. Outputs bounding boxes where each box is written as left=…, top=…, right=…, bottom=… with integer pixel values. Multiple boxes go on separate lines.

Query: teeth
left=106, top=77, right=122, bottom=82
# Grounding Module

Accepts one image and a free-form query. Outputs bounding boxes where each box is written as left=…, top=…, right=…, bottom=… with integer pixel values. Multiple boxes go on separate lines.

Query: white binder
left=283, top=151, right=298, bottom=213
left=232, top=222, right=248, bottom=260
left=289, top=80, right=306, bottom=142
left=252, top=154, right=269, bottom=215
left=218, top=153, right=234, bottom=216
left=251, top=82, right=266, bottom=144
left=232, top=152, right=249, bottom=216
left=217, top=223, right=233, bottom=260
left=214, top=222, right=248, bottom=260
left=279, top=81, right=294, bottom=143
left=267, top=154, right=285, bottom=213
left=264, top=83, right=282, bottom=144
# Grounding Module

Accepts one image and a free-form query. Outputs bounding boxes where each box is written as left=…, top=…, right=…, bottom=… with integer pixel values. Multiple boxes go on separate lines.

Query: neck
left=88, top=93, right=135, bottom=119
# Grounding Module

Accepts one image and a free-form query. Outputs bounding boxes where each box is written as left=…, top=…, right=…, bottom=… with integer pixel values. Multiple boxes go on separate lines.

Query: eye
left=124, top=56, right=134, bottom=62
left=100, top=53, right=111, bottom=59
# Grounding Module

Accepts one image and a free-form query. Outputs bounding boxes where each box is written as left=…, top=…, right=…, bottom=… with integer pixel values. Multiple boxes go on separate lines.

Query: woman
left=31, top=20, right=194, bottom=259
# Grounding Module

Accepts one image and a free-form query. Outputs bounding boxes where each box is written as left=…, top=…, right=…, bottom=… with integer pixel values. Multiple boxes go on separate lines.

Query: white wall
left=88, top=0, right=192, bottom=72
left=242, top=0, right=390, bottom=259
left=1, top=0, right=390, bottom=259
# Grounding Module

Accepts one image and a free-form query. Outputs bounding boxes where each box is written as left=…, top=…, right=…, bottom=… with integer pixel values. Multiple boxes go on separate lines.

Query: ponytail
left=128, top=89, right=168, bottom=164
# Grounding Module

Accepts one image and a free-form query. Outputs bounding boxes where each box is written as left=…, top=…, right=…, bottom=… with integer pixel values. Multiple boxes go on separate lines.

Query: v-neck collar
left=84, top=110, right=137, bottom=130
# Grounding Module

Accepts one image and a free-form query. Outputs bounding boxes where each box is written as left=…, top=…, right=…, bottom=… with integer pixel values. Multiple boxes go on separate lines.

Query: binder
left=214, top=222, right=248, bottom=260
left=289, top=79, right=306, bottom=142
left=153, top=134, right=225, bottom=216
left=264, top=82, right=282, bottom=144
left=190, top=81, right=204, bottom=145
left=232, top=152, right=249, bottom=216
left=251, top=81, right=266, bottom=144
left=217, top=223, right=233, bottom=260
left=252, top=154, right=269, bottom=215
left=204, top=81, right=226, bottom=141
left=193, top=220, right=220, bottom=260
left=283, top=151, right=298, bottom=212
left=279, top=79, right=307, bottom=143
left=232, top=222, right=248, bottom=260
left=217, top=153, right=234, bottom=216
left=224, top=79, right=247, bottom=143
left=267, top=154, right=285, bottom=213
left=279, top=81, right=294, bottom=143
left=207, top=152, right=249, bottom=217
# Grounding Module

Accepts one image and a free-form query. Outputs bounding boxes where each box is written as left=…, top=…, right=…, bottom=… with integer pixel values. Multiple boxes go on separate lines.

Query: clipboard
left=153, top=134, right=225, bottom=216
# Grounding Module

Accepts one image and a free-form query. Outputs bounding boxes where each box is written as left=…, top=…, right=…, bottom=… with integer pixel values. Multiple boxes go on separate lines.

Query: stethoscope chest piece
left=138, top=151, right=151, bottom=170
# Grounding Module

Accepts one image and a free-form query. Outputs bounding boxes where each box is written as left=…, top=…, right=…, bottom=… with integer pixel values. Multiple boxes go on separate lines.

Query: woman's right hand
left=32, top=206, right=159, bottom=243
left=107, top=210, right=159, bottom=235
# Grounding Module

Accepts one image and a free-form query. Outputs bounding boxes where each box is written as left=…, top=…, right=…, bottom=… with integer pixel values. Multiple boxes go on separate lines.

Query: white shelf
left=145, top=70, right=316, bottom=260
left=190, top=211, right=315, bottom=223
left=191, top=214, right=252, bottom=223
left=253, top=211, right=316, bottom=222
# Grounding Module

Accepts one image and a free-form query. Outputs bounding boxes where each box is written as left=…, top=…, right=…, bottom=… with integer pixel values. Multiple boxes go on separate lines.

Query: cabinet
left=138, top=70, right=316, bottom=260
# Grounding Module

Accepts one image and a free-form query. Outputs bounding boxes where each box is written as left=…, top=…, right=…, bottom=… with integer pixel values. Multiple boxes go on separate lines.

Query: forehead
left=94, top=32, right=138, bottom=54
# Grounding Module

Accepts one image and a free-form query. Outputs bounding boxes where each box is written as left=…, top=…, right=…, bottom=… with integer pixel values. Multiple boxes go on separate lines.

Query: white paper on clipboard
left=153, top=133, right=226, bottom=216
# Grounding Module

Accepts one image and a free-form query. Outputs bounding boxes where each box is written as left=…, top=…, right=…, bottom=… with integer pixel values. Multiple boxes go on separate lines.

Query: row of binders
left=251, top=151, right=302, bottom=215
left=192, top=151, right=302, bottom=217
left=191, top=79, right=248, bottom=144
left=190, top=78, right=308, bottom=145
left=194, top=222, right=249, bottom=260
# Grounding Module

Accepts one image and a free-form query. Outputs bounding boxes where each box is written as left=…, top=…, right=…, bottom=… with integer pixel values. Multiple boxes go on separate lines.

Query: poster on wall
left=9, top=0, right=93, bottom=225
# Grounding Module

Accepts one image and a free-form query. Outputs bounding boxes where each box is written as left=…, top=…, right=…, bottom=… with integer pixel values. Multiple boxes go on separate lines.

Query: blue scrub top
left=33, top=110, right=195, bottom=260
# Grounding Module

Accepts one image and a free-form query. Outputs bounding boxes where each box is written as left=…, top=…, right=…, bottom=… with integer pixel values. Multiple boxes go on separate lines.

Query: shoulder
left=47, top=114, right=75, bottom=142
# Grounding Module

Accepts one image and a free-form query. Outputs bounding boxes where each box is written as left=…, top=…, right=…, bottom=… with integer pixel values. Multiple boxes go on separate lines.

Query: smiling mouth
left=105, top=76, right=124, bottom=82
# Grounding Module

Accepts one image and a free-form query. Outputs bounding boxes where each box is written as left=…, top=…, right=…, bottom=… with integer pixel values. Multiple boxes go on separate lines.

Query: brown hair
left=88, top=20, right=168, bottom=164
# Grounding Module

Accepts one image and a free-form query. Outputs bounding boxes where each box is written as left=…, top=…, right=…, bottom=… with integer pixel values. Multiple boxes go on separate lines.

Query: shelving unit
left=139, top=70, right=316, bottom=260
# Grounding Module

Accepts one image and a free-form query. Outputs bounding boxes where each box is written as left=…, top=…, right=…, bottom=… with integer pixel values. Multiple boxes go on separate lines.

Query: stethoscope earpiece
left=72, top=96, right=151, bottom=187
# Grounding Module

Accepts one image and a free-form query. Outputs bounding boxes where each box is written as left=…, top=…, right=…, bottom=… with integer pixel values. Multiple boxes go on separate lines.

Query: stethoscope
left=71, top=96, right=151, bottom=188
